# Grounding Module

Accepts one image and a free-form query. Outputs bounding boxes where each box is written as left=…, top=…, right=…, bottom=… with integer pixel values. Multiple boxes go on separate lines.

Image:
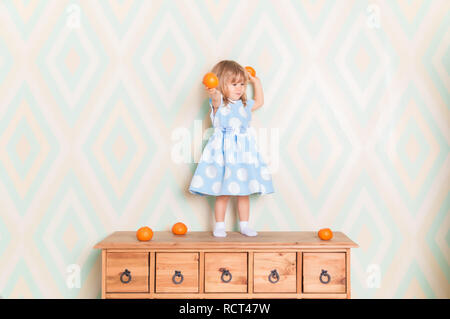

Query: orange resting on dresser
left=318, top=228, right=333, bottom=241
left=172, top=222, right=188, bottom=235
left=136, top=226, right=153, bottom=241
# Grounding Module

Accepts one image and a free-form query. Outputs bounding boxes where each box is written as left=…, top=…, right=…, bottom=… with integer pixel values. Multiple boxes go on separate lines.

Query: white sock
left=239, top=221, right=257, bottom=237
left=213, top=222, right=226, bottom=237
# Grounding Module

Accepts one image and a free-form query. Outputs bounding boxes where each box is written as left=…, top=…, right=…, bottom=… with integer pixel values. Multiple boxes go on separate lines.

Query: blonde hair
left=211, top=60, right=249, bottom=107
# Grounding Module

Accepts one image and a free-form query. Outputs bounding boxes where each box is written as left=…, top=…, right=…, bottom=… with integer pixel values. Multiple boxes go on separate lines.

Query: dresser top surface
left=94, top=231, right=358, bottom=249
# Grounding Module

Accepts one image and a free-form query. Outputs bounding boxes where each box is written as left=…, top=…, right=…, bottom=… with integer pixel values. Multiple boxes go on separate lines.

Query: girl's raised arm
left=206, top=87, right=222, bottom=112
left=248, top=74, right=264, bottom=111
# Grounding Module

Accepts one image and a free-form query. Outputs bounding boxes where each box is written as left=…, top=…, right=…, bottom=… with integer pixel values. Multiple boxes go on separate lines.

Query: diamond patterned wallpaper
left=0, top=0, right=448, bottom=298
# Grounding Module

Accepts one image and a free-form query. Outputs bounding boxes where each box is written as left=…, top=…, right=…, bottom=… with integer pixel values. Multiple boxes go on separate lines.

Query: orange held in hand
left=136, top=226, right=153, bottom=241
left=202, top=72, right=219, bottom=89
left=318, top=228, right=333, bottom=241
left=172, top=222, right=188, bottom=235
left=245, top=66, right=256, bottom=77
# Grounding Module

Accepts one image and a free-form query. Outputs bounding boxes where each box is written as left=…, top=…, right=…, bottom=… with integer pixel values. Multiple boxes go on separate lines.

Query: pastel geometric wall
left=0, top=0, right=448, bottom=298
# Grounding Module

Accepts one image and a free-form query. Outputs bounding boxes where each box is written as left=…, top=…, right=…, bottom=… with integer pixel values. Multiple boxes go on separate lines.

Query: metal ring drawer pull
left=219, top=268, right=232, bottom=283
left=268, top=269, right=280, bottom=284
left=120, top=269, right=132, bottom=284
left=319, top=269, right=331, bottom=284
left=172, top=270, right=184, bottom=284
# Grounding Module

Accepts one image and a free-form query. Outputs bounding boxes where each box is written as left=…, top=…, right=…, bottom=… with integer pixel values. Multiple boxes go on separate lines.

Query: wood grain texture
left=149, top=252, right=155, bottom=293
left=104, top=292, right=348, bottom=299
left=106, top=252, right=149, bottom=293
left=94, top=231, right=359, bottom=250
left=101, top=250, right=106, bottom=299
left=253, top=252, right=297, bottom=293
left=204, top=253, right=247, bottom=293
left=297, top=252, right=302, bottom=295
left=199, top=251, right=205, bottom=293
left=248, top=252, right=254, bottom=294
left=97, top=231, right=358, bottom=299
left=155, top=252, right=199, bottom=293
left=302, top=252, right=346, bottom=294
left=346, top=249, right=351, bottom=299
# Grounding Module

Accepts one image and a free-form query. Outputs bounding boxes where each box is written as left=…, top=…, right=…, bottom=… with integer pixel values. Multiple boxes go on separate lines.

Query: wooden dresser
left=94, top=231, right=358, bottom=299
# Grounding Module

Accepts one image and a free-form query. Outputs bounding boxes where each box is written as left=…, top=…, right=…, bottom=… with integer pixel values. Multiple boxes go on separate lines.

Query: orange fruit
left=318, top=228, right=333, bottom=241
left=172, top=222, right=188, bottom=235
left=245, top=66, right=256, bottom=77
left=202, top=72, right=219, bottom=89
left=136, top=226, right=153, bottom=241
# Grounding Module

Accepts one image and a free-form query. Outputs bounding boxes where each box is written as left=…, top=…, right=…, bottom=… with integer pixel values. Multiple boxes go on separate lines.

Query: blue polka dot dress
left=189, top=95, right=275, bottom=196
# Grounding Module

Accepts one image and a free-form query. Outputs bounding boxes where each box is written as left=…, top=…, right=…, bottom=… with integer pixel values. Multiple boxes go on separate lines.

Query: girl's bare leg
left=237, top=195, right=257, bottom=236
left=214, top=195, right=230, bottom=237
left=214, top=195, right=230, bottom=222
left=237, top=195, right=250, bottom=221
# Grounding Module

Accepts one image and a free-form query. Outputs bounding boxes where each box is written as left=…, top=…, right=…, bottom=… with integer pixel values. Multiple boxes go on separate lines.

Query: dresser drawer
left=205, top=253, right=247, bottom=293
left=253, top=252, right=297, bottom=293
left=155, top=253, right=199, bottom=293
left=106, top=252, right=149, bottom=293
left=303, top=252, right=346, bottom=293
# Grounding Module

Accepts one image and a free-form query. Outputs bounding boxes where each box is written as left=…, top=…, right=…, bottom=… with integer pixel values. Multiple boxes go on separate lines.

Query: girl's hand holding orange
left=245, top=66, right=256, bottom=77
left=245, top=66, right=259, bottom=84
left=205, top=86, right=221, bottom=100
left=245, top=66, right=258, bottom=83
left=205, top=86, right=217, bottom=94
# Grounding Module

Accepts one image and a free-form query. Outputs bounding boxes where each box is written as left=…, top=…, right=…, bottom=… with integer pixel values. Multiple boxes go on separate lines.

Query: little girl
left=189, top=60, right=274, bottom=237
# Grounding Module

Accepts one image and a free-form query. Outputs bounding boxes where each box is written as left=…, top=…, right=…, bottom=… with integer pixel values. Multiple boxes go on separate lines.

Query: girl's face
left=225, top=75, right=245, bottom=101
